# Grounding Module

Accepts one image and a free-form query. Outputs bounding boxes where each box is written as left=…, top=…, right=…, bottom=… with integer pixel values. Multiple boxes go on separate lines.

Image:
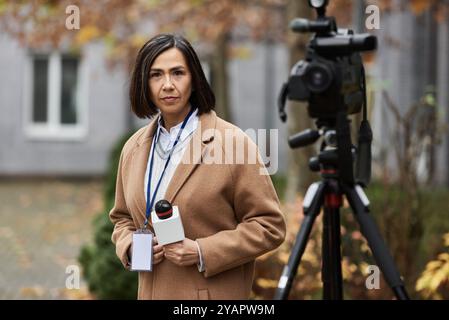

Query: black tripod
left=274, top=160, right=410, bottom=300
left=275, top=0, right=409, bottom=300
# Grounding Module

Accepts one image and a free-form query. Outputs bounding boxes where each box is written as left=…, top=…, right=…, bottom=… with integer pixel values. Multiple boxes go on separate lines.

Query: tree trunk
left=209, top=32, right=231, bottom=121
left=285, top=0, right=316, bottom=202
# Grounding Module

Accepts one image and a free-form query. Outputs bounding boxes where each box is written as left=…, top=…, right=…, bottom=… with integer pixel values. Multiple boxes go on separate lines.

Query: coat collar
left=133, top=110, right=217, bottom=220
left=136, top=110, right=216, bottom=146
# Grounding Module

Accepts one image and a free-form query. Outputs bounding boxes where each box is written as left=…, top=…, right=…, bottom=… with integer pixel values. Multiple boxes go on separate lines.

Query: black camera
left=279, top=0, right=377, bottom=120
left=278, top=0, right=378, bottom=187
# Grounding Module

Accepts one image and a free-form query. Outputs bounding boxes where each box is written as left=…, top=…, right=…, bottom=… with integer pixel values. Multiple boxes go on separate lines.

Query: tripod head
left=278, top=0, right=376, bottom=187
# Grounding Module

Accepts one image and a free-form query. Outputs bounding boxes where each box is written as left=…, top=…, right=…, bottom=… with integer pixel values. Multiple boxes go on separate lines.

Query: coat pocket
left=197, top=289, right=210, bottom=300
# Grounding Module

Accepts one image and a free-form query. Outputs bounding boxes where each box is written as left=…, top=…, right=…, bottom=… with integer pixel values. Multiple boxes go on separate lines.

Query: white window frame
left=23, top=51, right=89, bottom=141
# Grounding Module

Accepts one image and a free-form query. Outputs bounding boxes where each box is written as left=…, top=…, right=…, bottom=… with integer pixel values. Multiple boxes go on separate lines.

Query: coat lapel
left=134, top=116, right=159, bottom=219
left=165, top=110, right=217, bottom=203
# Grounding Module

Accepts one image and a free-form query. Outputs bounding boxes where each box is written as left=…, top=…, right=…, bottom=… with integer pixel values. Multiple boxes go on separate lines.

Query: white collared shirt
left=144, top=108, right=199, bottom=206
left=143, top=107, right=205, bottom=272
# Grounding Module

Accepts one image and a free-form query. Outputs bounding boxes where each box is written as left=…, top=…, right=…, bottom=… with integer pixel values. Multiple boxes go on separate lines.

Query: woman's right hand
left=153, top=236, right=164, bottom=265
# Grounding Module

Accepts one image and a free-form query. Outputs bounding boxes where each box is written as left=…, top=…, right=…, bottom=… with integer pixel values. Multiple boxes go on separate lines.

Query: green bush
left=367, top=184, right=449, bottom=272
left=270, top=174, right=287, bottom=201
left=347, top=182, right=449, bottom=298
left=78, top=132, right=138, bottom=299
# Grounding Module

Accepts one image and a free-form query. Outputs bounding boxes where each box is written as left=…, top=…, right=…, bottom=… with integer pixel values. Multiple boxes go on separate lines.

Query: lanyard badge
left=131, top=229, right=153, bottom=272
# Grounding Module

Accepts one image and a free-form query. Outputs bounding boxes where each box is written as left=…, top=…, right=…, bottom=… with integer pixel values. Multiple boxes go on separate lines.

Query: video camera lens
left=305, top=63, right=333, bottom=93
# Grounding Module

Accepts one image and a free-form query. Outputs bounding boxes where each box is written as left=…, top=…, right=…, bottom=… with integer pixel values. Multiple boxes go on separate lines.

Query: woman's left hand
left=163, top=238, right=199, bottom=267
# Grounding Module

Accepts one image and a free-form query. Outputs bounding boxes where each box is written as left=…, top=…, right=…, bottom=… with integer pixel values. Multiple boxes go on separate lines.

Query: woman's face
left=148, top=47, right=193, bottom=120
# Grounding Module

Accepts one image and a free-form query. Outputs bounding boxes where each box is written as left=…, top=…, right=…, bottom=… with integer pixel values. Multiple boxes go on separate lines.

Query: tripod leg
left=322, top=197, right=343, bottom=300
left=274, top=182, right=325, bottom=300
left=343, top=184, right=410, bottom=300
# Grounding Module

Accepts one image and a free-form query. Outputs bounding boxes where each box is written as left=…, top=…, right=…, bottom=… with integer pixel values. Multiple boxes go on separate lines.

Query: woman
left=109, top=33, right=286, bottom=300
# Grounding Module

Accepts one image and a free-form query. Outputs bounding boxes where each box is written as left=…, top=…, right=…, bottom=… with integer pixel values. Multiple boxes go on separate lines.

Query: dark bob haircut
left=129, top=33, right=215, bottom=119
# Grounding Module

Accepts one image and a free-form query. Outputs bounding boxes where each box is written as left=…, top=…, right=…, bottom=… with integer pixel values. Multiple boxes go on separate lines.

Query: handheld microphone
left=151, top=200, right=185, bottom=245
left=155, top=200, right=173, bottom=219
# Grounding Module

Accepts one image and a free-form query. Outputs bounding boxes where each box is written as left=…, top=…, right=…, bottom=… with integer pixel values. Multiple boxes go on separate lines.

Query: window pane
left=33, top=57, right=48, bottom=123
left=60, top=56, right=79, bottom=124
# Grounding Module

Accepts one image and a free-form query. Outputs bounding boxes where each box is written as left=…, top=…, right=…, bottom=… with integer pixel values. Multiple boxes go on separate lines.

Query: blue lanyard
left=144, top=107, right=196, bottom=228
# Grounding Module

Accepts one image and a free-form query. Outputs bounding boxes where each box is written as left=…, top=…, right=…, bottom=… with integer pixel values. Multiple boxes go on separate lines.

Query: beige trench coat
left=109, top=110, right=286, bottom=299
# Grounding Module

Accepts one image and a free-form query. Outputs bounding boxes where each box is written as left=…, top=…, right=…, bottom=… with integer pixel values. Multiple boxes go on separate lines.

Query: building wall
left=0, top=35, right=128, bottom=176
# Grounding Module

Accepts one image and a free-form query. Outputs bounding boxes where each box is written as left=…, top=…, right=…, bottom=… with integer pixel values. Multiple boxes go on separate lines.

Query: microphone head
left=155, top=200, right=173, bottom=220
